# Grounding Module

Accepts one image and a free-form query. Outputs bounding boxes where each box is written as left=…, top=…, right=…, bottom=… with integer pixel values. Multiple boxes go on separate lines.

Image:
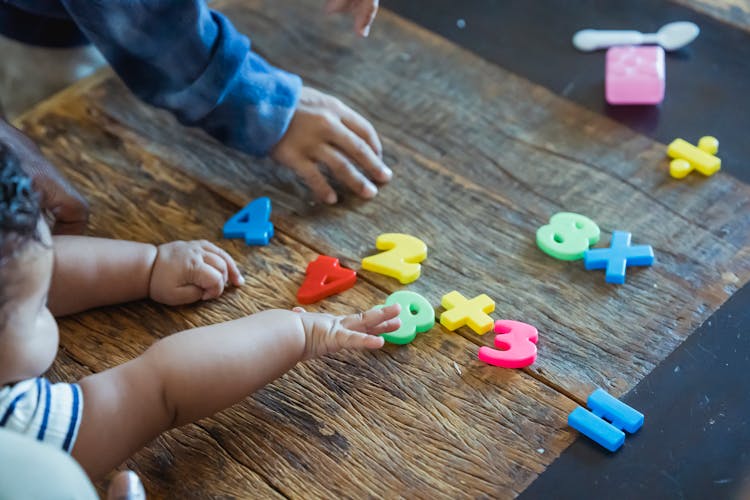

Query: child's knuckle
left=318, top=113, right=338, bottom=131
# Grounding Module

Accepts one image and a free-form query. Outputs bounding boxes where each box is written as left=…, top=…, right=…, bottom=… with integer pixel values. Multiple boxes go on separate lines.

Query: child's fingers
left=293, top=157, right=338, bottom=204
left=341, top=303, right=401, bottom=331
left=369, top=317, right=402, bottom=335
left=338, top=328, right=386, bottom=351
left=354, top=0, right=378, bottom=36
left=324, top=0, right=377, bottom=36
left=339, top=105, right=384, bottom=161
left=330, top=121, right=390, bottom=188
left=317, top=145, right=377, bottom=199
left=200, top=241, right=244, bottom=286
left=193, top=262, right=225, bottom=300
left=292, top=307, right=306, bottom=313
left=202, top=251, right=229, bottom=284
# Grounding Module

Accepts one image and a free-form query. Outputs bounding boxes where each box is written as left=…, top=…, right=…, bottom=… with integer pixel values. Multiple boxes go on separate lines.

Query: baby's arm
left=71, top=305, right=401, bottom=479
left=49, top=237, right=242, bottom=316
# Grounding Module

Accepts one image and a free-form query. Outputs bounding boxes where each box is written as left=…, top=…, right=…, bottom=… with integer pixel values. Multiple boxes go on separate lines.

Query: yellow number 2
left=361, top=233, right=427, bottom=284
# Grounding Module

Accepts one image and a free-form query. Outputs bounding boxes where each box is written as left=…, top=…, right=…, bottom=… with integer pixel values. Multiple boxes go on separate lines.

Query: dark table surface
left=382, top=0, right=750, bottom=497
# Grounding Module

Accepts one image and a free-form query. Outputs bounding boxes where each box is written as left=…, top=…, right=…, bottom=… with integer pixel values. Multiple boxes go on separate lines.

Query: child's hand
left=293, top=303, right=401, bottom=360
left=270, top=86, right=391, bottom=205
left=149, top=240, right=244, bottom=305
left=325, top=0, right=379, bottom=37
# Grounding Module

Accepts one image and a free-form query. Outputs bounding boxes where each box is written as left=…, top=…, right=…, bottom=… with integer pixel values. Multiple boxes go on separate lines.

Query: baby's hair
left=0, top=143, right=41, bottom=265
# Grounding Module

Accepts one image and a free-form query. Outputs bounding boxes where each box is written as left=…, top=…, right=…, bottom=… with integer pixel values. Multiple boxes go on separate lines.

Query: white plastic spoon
left=573, top=21, right=700, bottom=51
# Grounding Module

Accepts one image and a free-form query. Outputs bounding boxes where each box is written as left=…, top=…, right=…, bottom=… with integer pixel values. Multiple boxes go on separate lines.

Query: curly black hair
left=0, top=143, right=41, bottom=264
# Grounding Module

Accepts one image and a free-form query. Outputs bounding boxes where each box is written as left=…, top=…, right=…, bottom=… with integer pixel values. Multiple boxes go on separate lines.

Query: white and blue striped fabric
left=0, top=378, right=82, bottom=453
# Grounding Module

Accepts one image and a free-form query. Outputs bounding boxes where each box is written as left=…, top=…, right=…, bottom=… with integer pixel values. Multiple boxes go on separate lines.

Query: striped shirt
left=0, top=378, right=83, bottom=453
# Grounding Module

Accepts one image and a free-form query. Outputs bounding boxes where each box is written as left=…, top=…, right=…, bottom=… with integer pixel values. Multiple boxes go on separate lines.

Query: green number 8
left=378, top=291, right=435, bottom=345
left=536, top=212, right=600, bottom=261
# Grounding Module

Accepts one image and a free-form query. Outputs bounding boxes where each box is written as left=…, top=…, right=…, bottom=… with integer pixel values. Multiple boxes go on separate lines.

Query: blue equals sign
left=568, top=388, right=644, bottom=452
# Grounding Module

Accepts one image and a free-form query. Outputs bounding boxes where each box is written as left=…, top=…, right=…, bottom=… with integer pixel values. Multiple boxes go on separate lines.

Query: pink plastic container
left=605, top=46, right=665, bottom=105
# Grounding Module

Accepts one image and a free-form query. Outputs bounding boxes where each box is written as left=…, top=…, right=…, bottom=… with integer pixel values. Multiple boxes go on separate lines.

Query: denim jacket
left=2, top=1, right=302, bottom=156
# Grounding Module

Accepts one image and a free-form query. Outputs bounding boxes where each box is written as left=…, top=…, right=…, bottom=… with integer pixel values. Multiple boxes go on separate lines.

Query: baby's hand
left=325, top=0, right=379, bottom=37
left=149, top=240, right=244, bottom=305
left=293, top=304, right=401, bottom=360
left=270, top=86, right=391, bottom=205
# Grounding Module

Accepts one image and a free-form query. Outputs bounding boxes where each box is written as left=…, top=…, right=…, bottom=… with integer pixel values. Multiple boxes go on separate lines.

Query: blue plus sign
left=584, top=231, right=654, bottom=284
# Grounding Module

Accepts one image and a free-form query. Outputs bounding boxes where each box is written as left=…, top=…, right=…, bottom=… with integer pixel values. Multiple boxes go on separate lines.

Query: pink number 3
left=478, top=320, right=538, bottom=368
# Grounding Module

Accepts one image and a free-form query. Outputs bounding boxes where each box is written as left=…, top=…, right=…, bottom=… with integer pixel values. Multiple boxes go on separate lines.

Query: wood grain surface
left=58, top=0, right=750, bottom=397
left=20, top=95, right=576, bottom=498
left=12, top=0, right=750, bottom=497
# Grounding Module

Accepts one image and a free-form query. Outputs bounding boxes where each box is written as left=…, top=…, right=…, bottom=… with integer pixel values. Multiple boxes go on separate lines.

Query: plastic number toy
left=378, top=291, right=435, bottom=345
left=584, top=231, right=654, bottom=284
left=536, top=212, right=600, bottom=261
left=440, top=291, right=495, bottom=335
left=361, top=233, right=427, bottom=284
left=568, top=388, right=644, bottom=452
left=223, top=197, right=274, bottom=246
left=478, top=320, right=538, bottom=368
left=667, top=136, right=721, bottom=178
left=297, top=256, right=357, bottom=304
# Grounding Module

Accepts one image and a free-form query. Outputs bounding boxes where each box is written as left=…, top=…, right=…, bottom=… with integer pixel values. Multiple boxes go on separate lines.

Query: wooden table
left=15, top=0, right=750, bottom=497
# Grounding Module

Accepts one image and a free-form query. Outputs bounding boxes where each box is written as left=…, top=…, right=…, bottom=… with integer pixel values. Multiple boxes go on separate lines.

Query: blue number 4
left=223, top=197, right=274, bottom=246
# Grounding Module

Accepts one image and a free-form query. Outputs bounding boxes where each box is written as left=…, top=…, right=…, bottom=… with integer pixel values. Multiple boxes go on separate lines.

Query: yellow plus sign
left=667, top=136, right=721, bottom=178
left=440, top=291, right=495, bottom=335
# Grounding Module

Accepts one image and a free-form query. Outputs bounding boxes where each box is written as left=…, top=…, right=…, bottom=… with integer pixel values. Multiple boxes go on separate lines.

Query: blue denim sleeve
left=59, top=0, right=302, bottom=156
